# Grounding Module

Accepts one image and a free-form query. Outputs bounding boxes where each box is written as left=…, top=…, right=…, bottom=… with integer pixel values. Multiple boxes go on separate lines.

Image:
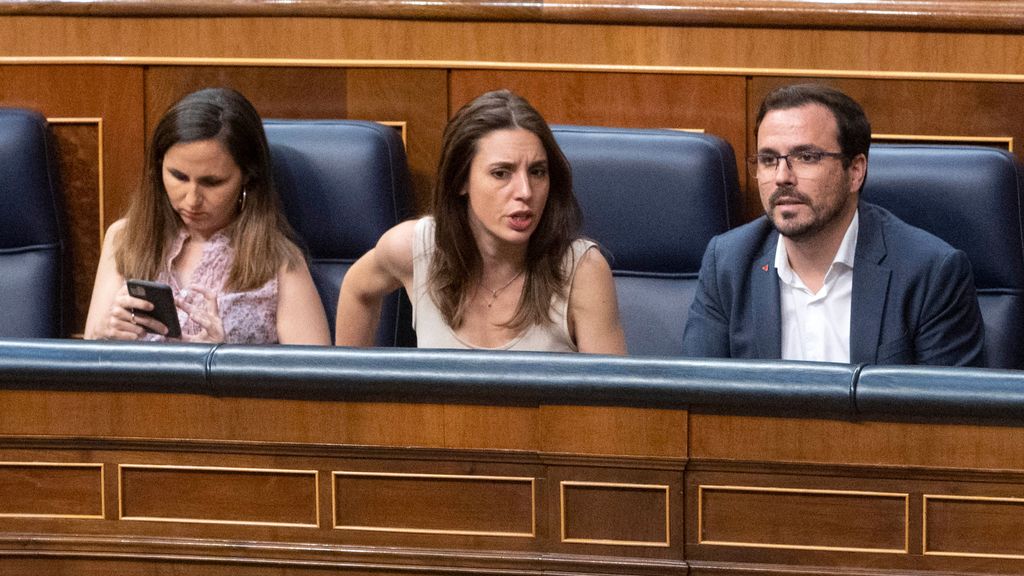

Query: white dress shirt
left=775, top=211, right=859, bottom=363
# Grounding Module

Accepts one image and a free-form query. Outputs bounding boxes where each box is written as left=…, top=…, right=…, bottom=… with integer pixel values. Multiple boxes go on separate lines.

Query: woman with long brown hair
left=336, top=89, right=625, bottom=353
left=85, top=87, right=329, bottom=344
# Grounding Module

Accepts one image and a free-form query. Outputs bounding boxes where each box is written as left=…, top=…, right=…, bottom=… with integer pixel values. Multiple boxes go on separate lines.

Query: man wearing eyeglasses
left=681, top=83, right=985, bottom=366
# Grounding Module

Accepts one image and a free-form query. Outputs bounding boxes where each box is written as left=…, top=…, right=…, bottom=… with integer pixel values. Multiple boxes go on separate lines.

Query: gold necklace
left=484, top=269, right=524, bottom=308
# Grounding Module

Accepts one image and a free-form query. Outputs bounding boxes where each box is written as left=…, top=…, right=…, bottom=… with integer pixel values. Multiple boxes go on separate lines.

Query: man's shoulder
left=707, top=215, right=776, bottom=256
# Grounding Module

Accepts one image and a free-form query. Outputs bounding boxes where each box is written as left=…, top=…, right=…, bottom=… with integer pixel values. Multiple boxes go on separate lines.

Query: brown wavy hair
left=430, top=89, right=582, bottom=330
left=114, top=87, right=302, bottom=291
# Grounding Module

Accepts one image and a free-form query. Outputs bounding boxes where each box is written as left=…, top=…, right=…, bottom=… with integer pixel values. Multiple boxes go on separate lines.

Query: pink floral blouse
left=143, top=229, right=279, bottom=344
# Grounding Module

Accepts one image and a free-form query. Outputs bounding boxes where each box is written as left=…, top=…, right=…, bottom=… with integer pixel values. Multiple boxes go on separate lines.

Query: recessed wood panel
left=334, top=471, right=534, bottom=536
left=119, top=465, right=318, bottom=527
left=0, top=463, right=103, bottom=518
left=925, top=495, right=1024, bottom=558
left=49, top=120, right=102, bottom=335
left=699, top=485, right=908, bottom=553
left=561, top=481, right=669, bottom=546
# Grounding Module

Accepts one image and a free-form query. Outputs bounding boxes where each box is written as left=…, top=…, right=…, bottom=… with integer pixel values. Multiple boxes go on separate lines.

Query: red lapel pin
left=762, top=264, right=769, bottom=272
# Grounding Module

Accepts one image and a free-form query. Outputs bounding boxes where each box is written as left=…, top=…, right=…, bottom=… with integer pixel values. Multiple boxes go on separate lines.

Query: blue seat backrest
left=264, top=120, right=414, bottom=346
left=552, top=125, right=741, bottom=356
left=862, top=144, right=1024, bottom=369
left=0, top=109, right=70, bottom=338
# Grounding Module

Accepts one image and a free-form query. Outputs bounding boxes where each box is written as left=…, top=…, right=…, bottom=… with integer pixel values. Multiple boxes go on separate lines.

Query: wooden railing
left=2, top=339, right=1024, bottom=575
left=3, top=0, right=1024, bottom=32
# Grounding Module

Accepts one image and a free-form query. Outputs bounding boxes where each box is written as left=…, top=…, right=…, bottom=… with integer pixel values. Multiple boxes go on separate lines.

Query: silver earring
left=238, top=188, right=247, bottom=212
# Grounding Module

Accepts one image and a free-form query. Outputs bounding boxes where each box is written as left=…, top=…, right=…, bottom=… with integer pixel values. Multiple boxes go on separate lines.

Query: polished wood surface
left=8, top=384, right=1024, bottom=573
left=0, top=387, right=688, bottom=573
left=5, top=17, right=1024, bottom=78
left=2, top=0, right=1024, bottom=33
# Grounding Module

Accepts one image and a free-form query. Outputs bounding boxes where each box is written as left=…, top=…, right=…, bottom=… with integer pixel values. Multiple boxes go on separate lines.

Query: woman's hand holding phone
left=126, top=280, right=181, bottom=338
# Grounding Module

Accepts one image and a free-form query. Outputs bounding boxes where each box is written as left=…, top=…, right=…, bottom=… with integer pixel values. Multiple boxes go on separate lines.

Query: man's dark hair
left=754, top=83, right=872, bottom=167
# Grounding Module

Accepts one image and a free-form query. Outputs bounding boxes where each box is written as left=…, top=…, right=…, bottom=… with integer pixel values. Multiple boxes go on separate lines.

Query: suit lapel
left=753, top=231, right=782, bottom=358
left=850, top=206, right=891, bottom=364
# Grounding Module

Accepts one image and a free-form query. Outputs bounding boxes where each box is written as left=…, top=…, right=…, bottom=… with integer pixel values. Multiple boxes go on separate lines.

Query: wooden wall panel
left=8, top=17, right=1024, bottom=78
left=0, top=463, right=104, bottom=518
left=333, top=472, right=535, bottom=536
left=540, top=405, right=687, bottom=458
left=119, top=465, right=318, bottom=526
left=925, top=495, right=1024, bottom=558
left=0, top=65, right=143, bottom=335
left=50, top=121, right=101, bottom=333
left=561, top=481, right=670, bottom=546
left=450, top=70, right=746, bottom=178
left=689, top=413, right=1024, bottom=471
left=144, top=66, right=350, bottom=136
left=547, top=465, right=684, bottom=560
left=345, top=68, right=447, bottom=213
left=698, top=485, right=907, bottom=552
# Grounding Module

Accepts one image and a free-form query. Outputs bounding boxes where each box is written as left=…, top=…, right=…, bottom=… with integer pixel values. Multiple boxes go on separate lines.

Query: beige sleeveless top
left=411, top=217, right=595, bottom=352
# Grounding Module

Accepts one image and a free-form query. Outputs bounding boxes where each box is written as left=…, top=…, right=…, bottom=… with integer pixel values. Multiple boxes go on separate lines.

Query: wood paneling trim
left=9, top=57, right=1024, bottom=84
left=2, top=0, right=1024, bottom=33
left=0, top=533, right=691, bottom=574
left=873, top=133, right=1014, bottom=151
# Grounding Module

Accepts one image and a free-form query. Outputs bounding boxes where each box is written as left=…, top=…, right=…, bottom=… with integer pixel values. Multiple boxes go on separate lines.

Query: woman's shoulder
left=566, top=237, right=605, bottom=269
left=101, top=218, right=130, bottom=250
left=369, top=218, right=423, bottom=279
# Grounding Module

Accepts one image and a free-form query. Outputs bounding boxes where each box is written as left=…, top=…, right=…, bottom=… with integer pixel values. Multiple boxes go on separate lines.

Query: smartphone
left=126, top=279, right=182, bottom=338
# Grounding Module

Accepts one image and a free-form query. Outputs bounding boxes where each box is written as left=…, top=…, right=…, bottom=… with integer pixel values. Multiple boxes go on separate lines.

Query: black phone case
left=126, top=280, right=182, bottom=338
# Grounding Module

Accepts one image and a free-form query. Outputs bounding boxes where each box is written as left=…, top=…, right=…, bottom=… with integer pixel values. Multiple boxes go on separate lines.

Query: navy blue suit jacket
left=681, top=202, right=986, bottom=366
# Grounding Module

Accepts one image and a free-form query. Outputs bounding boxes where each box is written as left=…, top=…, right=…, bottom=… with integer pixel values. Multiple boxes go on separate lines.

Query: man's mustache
left=769, top=186, right=811, bottom=209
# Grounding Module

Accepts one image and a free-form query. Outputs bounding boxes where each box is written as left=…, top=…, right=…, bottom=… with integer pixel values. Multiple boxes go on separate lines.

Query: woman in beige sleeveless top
left=335, top=90, right=625, bottom=354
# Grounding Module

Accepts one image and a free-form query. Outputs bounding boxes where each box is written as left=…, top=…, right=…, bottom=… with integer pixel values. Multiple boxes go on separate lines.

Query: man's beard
left=766, top=184, right=847, bottom=241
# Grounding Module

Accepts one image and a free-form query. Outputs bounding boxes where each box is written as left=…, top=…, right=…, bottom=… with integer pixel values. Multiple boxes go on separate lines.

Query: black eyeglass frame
left=745, top=150, right=847, bottom=176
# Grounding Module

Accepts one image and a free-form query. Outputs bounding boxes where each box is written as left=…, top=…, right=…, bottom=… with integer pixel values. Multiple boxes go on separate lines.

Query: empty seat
left=264, top=120, right=414, bottom=346
left=552, top=126, right=741, bottom=356
left=862, top=144, right=1024, bottom=369
left=0, top=109, right=70, bottom=338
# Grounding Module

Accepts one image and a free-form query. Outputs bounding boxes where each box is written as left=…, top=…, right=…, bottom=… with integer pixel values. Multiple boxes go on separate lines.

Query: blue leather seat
left=264, top=120, right=414, bottom=346
left=862, top=144, right=1024, bottom=369
left=0, top=109, right=70, bottom=338
left=552, top=126, right=741, bottom=356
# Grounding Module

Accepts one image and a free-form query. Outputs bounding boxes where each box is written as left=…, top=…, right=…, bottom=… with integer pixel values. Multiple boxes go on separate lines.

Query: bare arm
left=334, top=221, right=416, bottom=347
left=276, top=257, right=331, bottom=345
left=83, top=219, right=166, bottom=340
left=568, top=248, right=627, bottom=355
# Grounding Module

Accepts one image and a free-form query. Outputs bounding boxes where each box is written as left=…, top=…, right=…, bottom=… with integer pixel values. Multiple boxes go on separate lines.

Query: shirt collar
left=774, top=209, right=859, bottom=283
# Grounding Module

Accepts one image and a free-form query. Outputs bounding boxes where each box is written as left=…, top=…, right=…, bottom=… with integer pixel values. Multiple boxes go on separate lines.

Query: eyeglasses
left=746, top=150, right=846, bottom=181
